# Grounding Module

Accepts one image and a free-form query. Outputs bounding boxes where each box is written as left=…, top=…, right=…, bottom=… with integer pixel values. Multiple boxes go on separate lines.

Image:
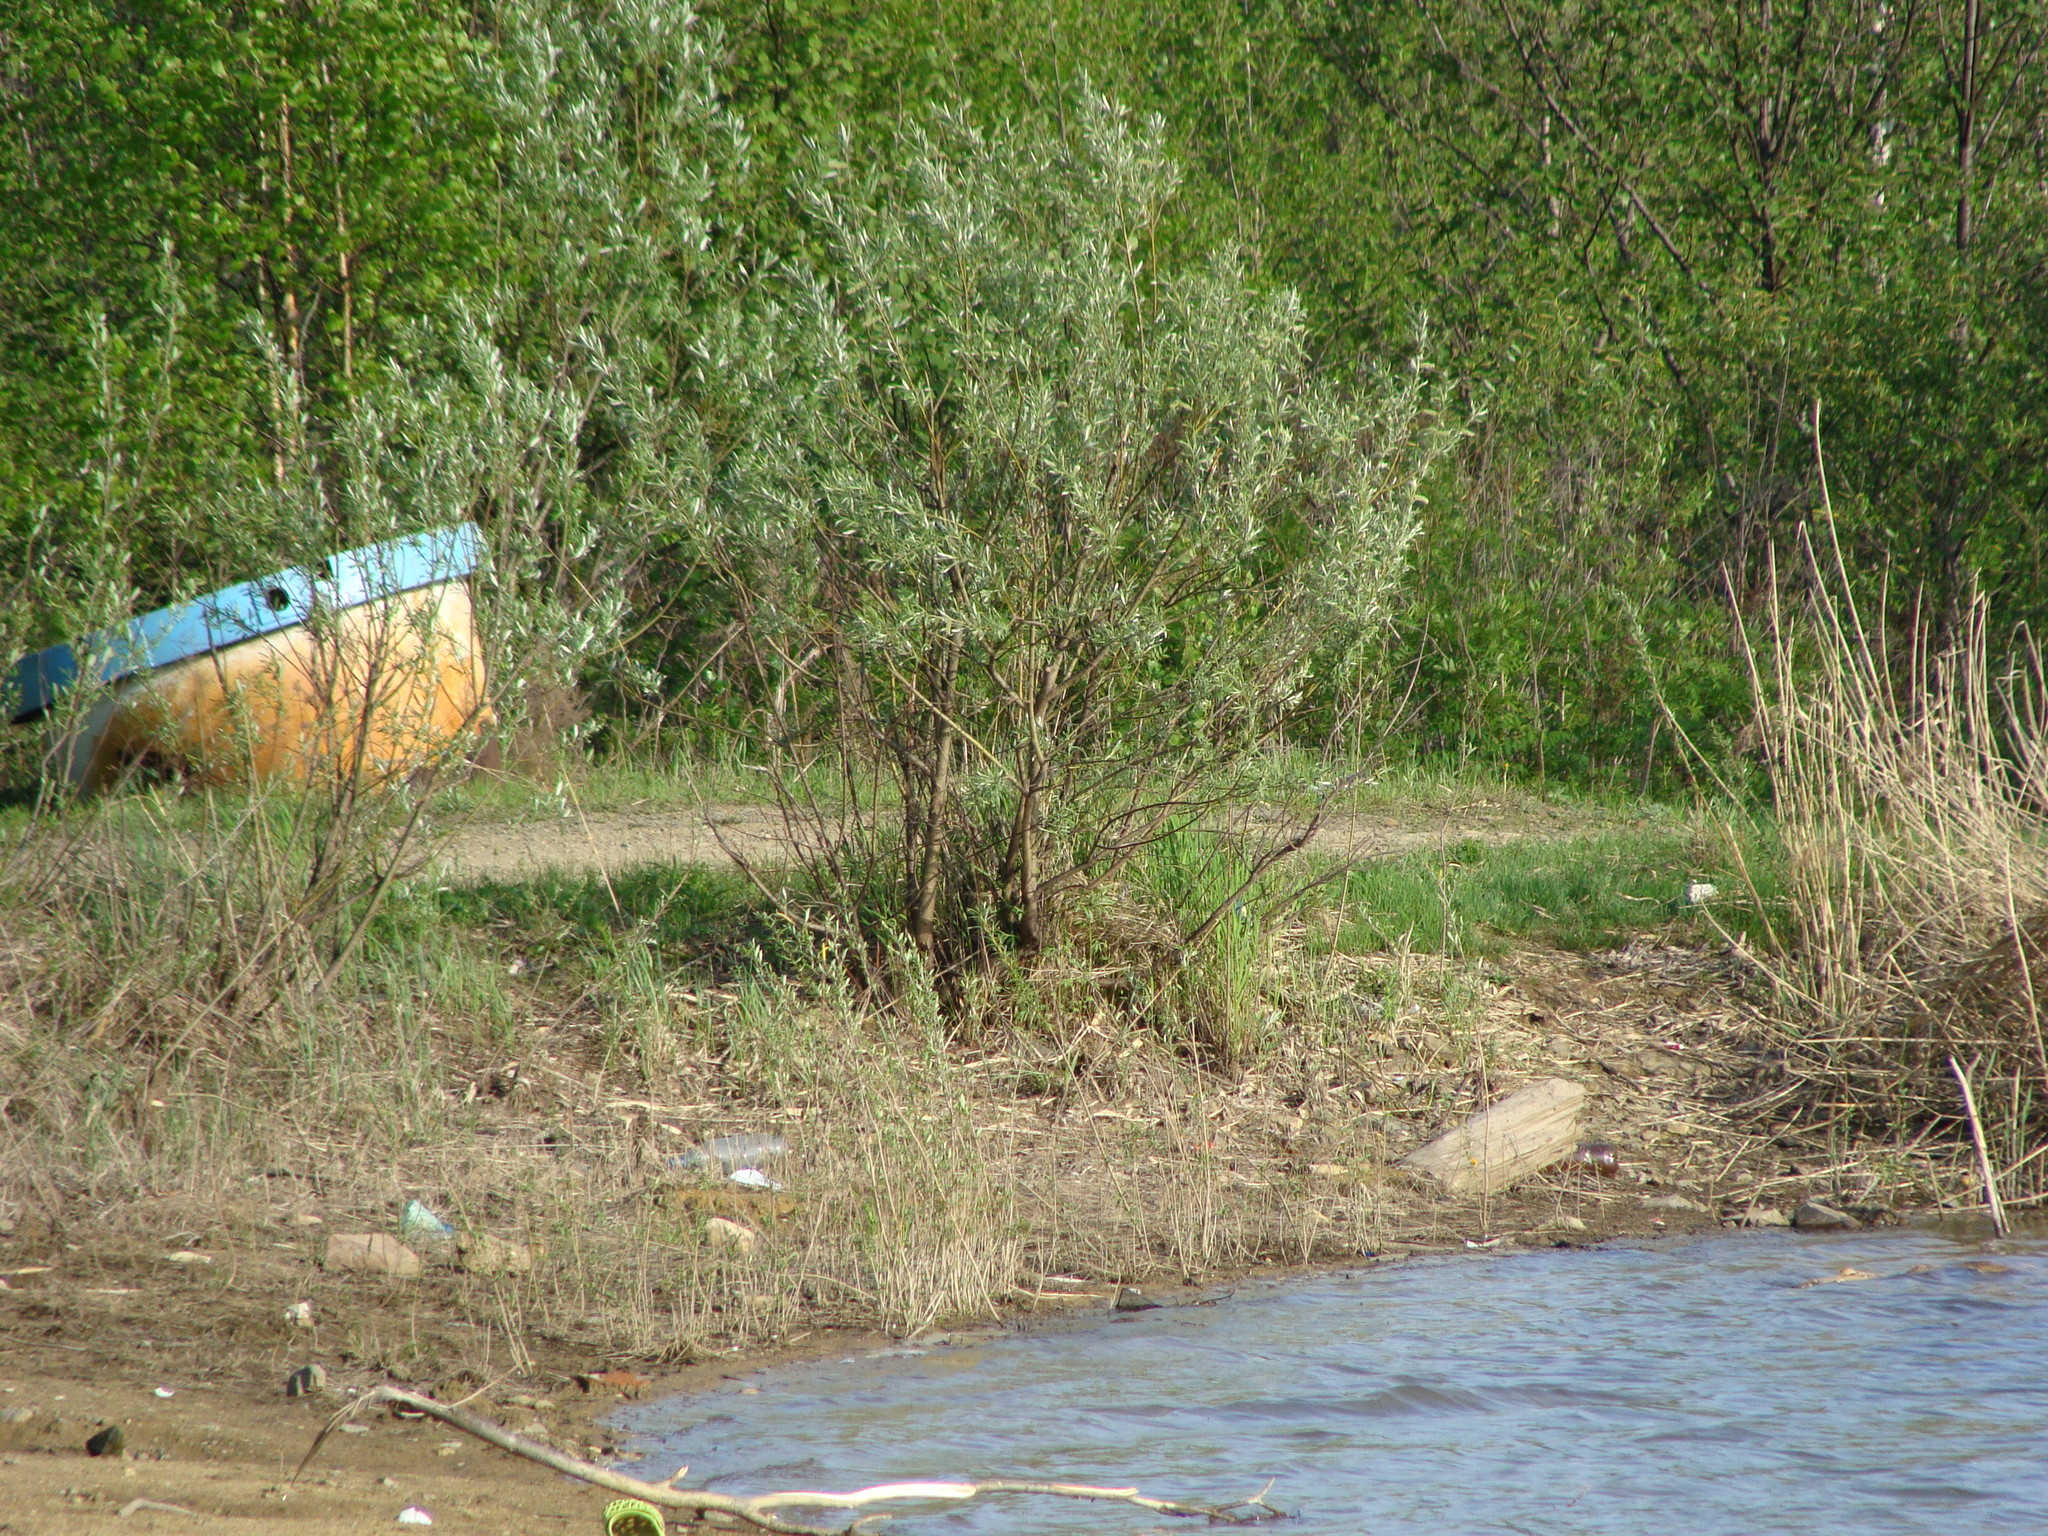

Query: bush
left=697, top=95, right=1456, bottom=981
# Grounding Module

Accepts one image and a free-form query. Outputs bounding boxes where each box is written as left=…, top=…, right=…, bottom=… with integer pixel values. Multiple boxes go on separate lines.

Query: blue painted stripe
left=7, top=523, right=484, bottom=722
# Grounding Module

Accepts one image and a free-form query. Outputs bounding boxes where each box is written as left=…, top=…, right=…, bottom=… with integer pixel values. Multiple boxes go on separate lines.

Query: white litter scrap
left=727, top=1168, right=784, bottom=1191
left=1684, top=882, right=1719, bottom=905
left=396, top=1508, right=434, bottom=1526
left=400, top=1200, right=454, bottom=1242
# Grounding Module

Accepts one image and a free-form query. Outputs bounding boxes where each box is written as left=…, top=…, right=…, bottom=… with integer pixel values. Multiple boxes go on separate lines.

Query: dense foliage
left=700, top=99, right=1449, bottom=965
left=4, top=0, right=2044, bottom=789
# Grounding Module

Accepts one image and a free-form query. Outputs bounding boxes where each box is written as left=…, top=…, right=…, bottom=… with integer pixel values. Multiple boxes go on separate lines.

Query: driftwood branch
left=296, top=1386, right=1285, bottom=1534
left=1400, top=1077, right=1587, bottom=1195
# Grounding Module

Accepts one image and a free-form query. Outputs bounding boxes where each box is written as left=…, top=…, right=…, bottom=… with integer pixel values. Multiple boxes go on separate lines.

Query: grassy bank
left=0, top=766, right=1797, bottom=1367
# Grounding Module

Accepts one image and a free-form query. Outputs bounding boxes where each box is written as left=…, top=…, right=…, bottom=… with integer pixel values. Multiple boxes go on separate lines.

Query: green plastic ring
left=604, top=1497, right=666, bottom=1536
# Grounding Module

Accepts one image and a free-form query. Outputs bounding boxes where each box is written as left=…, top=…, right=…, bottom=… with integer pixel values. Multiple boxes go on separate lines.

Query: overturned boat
left=7, top=524, right=490, bottom=791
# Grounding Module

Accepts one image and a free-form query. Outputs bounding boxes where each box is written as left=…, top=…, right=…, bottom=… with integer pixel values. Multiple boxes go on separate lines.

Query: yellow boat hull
left=61, top=578, right=490, bottom=791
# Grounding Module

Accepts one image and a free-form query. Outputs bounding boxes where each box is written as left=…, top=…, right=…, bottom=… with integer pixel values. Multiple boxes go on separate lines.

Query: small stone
left=1, top=1406, right=35, bottom=1424
left=1641, top=1193, right=1706, bottom=1212
left=703, top=1217, right=758, bottom=1258
left=1796, top=1265, right=1875, bottom=1287
left=285, top=1364, right=327, bottom=1400
left=85, top=1425, right=124, bottom=1457
left=455, top=1234, right=534, bottom=1276
left=1792, top=1201, right=1861, bottom=1231
left=283, top=1300, right=314, bottom=1329
left=1737, top=1206, right=1791, bottom=1227
left=324, top=1234, right=423, bottom=1277
left=1112, top=1287, right=1161, bottom=1313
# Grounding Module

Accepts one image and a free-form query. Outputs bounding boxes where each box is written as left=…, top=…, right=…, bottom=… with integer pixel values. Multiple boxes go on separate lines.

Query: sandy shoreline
left=3, top=932, right=1920, bottom=1533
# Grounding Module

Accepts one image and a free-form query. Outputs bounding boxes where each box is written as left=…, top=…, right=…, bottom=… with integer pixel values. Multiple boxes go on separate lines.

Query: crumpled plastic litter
left=668, top=1133, right=787, bottom=1173
left=400, top=1200, right=454, bottom=1243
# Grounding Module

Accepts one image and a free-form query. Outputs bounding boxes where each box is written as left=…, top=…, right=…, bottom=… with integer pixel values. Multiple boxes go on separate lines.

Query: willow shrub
left=698, top=97, right=1457, bottom=991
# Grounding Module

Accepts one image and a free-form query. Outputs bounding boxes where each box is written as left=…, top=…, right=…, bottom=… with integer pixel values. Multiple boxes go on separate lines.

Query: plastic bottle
left=668, top=1132, right=788, bottom=1174
left=1560, top=1142, right=1620, bottom=1177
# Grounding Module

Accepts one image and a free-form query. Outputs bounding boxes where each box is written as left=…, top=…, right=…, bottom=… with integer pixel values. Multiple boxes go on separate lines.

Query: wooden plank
left=1398, top=1077, right=1587, bottom=1195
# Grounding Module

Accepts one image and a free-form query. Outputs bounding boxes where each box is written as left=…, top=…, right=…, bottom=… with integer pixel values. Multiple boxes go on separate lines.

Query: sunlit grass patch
left=1331, top=825, right=1781, bottom=956
left=426, top=861, right=765, bottom=975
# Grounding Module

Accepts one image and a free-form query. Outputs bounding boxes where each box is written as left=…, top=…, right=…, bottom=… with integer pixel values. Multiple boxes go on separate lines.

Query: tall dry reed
left=1737, top=506, right=2048, bottom=1199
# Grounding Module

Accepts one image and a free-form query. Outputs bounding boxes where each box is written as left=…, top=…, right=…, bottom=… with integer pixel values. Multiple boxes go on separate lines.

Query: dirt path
left=430, top=801, right=1601, bottom=884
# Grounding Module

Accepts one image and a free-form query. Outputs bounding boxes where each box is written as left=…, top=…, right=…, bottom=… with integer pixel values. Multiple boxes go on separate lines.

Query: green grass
left=1329, top=823, right=1781, bottom=956
left=422, top=860, right=768, bottom=976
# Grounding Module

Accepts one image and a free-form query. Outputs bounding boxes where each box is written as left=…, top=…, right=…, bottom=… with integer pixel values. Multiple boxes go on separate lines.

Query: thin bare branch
left=295, top=1386, right=1285, bottom=1535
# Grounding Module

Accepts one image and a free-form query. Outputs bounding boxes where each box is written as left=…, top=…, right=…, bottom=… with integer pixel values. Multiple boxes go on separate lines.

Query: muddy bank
left=0, top=939, right=1943, bottom=1533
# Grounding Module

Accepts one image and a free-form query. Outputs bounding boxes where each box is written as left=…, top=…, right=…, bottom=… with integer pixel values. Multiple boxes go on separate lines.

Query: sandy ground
left=0, top=1340, right=907, bottom=1535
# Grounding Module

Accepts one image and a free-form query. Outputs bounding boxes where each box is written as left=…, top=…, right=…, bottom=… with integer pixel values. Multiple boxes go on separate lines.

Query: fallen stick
left=1949, top=1054, right=2010, bottom=1238
left=295, top=1386, right=1284, bottom=1535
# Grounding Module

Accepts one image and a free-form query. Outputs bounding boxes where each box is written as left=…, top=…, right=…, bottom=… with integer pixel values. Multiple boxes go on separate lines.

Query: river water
left=616, top=1230, right=2048, bottom=1534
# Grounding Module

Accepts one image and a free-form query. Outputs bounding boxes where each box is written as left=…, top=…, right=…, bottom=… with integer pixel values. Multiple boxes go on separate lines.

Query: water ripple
left=616, top=1230, right=2048, bottom=1535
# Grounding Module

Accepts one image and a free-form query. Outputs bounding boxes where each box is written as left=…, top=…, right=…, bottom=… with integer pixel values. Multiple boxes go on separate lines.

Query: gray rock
left=1792, top=1200, right=1861, bottom=1231
left=1737, top=1206, right=1791, bottom=1227
left=1641, top=1193, right=1707, bottom=1212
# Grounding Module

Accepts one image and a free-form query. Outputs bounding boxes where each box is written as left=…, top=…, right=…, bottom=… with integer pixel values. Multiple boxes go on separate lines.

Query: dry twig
left=295, top=1386, right=1284, bottom=1535
left=1949, top=1055, right=2010, bottom=1237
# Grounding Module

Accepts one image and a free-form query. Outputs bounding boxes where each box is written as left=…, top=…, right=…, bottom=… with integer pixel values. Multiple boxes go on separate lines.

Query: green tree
left=699, top=97, right=1454, bottom=970
left=1311, top=0, right=2048, bottom=643
left=0, top=1, right=490, bottom=572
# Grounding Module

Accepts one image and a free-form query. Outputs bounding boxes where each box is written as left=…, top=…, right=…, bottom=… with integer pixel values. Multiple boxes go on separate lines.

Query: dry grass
left=1729, top=514, right=2048, bottom=1198
left=0, top=795, right=1476, bottom=1372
